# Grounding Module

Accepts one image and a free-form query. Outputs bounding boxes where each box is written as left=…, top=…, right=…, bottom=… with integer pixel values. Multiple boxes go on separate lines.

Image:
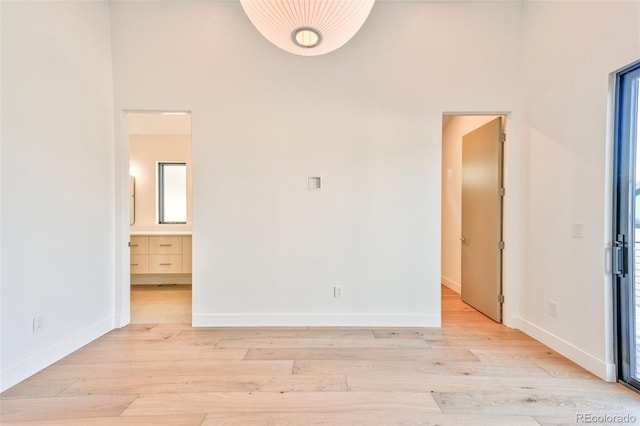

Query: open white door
left=461, top=117, right=504, bottom=322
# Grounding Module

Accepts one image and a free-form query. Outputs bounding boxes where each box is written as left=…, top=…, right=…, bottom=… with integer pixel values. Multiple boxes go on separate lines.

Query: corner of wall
left=514, top=316, right=615, bottom=382
left=1, top=317, right=114, bottom=392
left=441, top=275, right=461, bottom=294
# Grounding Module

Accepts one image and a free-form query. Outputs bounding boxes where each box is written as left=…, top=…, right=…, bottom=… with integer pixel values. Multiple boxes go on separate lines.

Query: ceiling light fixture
left=239, top=0, right=375, bottom=57
left=292, top=27, right=322, bottom=49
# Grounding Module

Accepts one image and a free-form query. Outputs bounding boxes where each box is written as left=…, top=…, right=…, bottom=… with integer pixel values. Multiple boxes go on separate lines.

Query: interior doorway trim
left=441, top=111, right=520, bottom=328
left=114, top=110, right=131, bottom=328
left=114, top=109, right=192, bottom=328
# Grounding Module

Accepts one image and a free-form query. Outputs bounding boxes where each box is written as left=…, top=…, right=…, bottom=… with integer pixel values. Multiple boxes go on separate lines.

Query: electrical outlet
left=548, top=301, right=558, bottom=318
left=33, top=314, right=45, bottom=333
left=333, top=285, right=342, bottom=299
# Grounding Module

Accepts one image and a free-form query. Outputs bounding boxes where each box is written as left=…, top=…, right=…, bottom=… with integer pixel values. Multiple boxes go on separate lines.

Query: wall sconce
left=239, top=0, right=375, bottom=56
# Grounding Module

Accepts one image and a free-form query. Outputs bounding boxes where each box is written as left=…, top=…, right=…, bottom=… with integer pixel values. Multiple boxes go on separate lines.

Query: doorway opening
left=127, top=112, right=193, bottom=324
left=442, top=114, right=506, bottom=323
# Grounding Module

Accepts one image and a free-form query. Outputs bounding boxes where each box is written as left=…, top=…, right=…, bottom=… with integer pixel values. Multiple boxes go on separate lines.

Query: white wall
left=110, top=0, right=522, bottom=327
left=441, top=115, right=498, bottom=294
left=3, top=0, right=637, bottom=390
left=0, top=1, right=115, bottom=391
left=129, top=134, right=192, bottom=234
left=518, top=1, right=640, bottom=380
left=128, top=113, right=191, bottom=136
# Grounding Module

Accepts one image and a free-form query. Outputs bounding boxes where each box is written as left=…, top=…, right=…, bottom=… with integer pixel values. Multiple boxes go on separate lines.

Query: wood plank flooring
left=130, top=284, right=191, bottom=324
left=2, top=286, right=639, bottom=425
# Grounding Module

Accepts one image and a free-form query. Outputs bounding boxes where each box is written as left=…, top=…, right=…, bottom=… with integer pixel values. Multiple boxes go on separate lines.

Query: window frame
left=613, top=59, right=640, bottom=392
left=157, top=161, right=188, bottom=225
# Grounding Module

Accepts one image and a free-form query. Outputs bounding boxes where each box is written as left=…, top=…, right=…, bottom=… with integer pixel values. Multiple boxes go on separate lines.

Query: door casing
left=442, top=112, right=515, bottom=327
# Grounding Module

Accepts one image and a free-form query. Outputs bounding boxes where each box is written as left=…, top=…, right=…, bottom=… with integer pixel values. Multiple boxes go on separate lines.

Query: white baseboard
left=513, top=316, right=616, bottom=382
left=441, top=275, right=461, bottom=294
left=193, top=313, right=441, bottom=328
left=0, top=317, right=114, bottom=392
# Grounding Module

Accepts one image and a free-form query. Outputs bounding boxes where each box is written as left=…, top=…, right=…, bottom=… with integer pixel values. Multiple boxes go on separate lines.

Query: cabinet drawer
left=130, top=255, right=149, bottom=274
left=149, top=236, right=182, bottom=255
left=149, top=254, right=182, bottom=274
left=130, top=236, right=148, bottom=255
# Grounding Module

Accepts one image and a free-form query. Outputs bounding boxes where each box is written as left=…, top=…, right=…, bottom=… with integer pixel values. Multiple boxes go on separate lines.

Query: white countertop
left=130, top=230, right=192, bottom=236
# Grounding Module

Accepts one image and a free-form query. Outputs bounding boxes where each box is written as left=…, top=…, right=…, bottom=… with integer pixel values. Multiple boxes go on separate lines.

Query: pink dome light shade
left=239, top=0, right=375, bottom=56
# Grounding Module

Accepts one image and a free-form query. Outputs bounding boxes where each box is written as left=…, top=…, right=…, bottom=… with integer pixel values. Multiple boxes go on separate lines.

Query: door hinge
left=499, top=294, right=505, bottom=304
left=499, top=187, right=506, bottom=196
left=498, top=241, right=505, bottom=250
left=128, top=241, right=131, bottom=247
left=613, top=234, right=627, bottom=277
left=500, top=133, right=506, bottom=143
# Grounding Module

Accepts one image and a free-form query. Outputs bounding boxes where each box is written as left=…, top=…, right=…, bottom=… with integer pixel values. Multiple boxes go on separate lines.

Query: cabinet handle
left=160, top=263, right=172, bottom=266
left=130, top=244, right=139, bottom=247
left=131, top=263, right=139, bottom=266
left=159, top=244, right=172, bottom=247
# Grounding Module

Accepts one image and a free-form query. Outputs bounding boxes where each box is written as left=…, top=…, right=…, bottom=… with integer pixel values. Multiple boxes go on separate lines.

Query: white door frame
left=113, top=109, right=192, bottom=328
left=114, top=110, right=131, bottom=328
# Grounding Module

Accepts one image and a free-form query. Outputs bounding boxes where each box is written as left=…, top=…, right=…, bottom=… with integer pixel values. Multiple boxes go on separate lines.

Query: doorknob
left=460, top=236, right=466, bottom=243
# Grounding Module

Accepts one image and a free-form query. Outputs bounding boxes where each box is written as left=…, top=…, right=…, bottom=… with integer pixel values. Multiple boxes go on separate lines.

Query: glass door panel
left=614, top=60, right=640, bottom=391
left=635, top=86, right=640, bottom=380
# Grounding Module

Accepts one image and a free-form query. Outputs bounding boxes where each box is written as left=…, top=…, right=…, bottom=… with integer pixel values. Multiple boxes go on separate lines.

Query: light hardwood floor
left=130, top=285, right=192, bottom=324
left=2, top=286, right=639, bottom=425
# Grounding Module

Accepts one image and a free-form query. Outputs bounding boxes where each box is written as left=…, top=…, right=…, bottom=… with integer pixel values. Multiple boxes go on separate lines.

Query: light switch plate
left=308, top=176, right=321, bottom=191
left=572, top=223, right=584, bottom=239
